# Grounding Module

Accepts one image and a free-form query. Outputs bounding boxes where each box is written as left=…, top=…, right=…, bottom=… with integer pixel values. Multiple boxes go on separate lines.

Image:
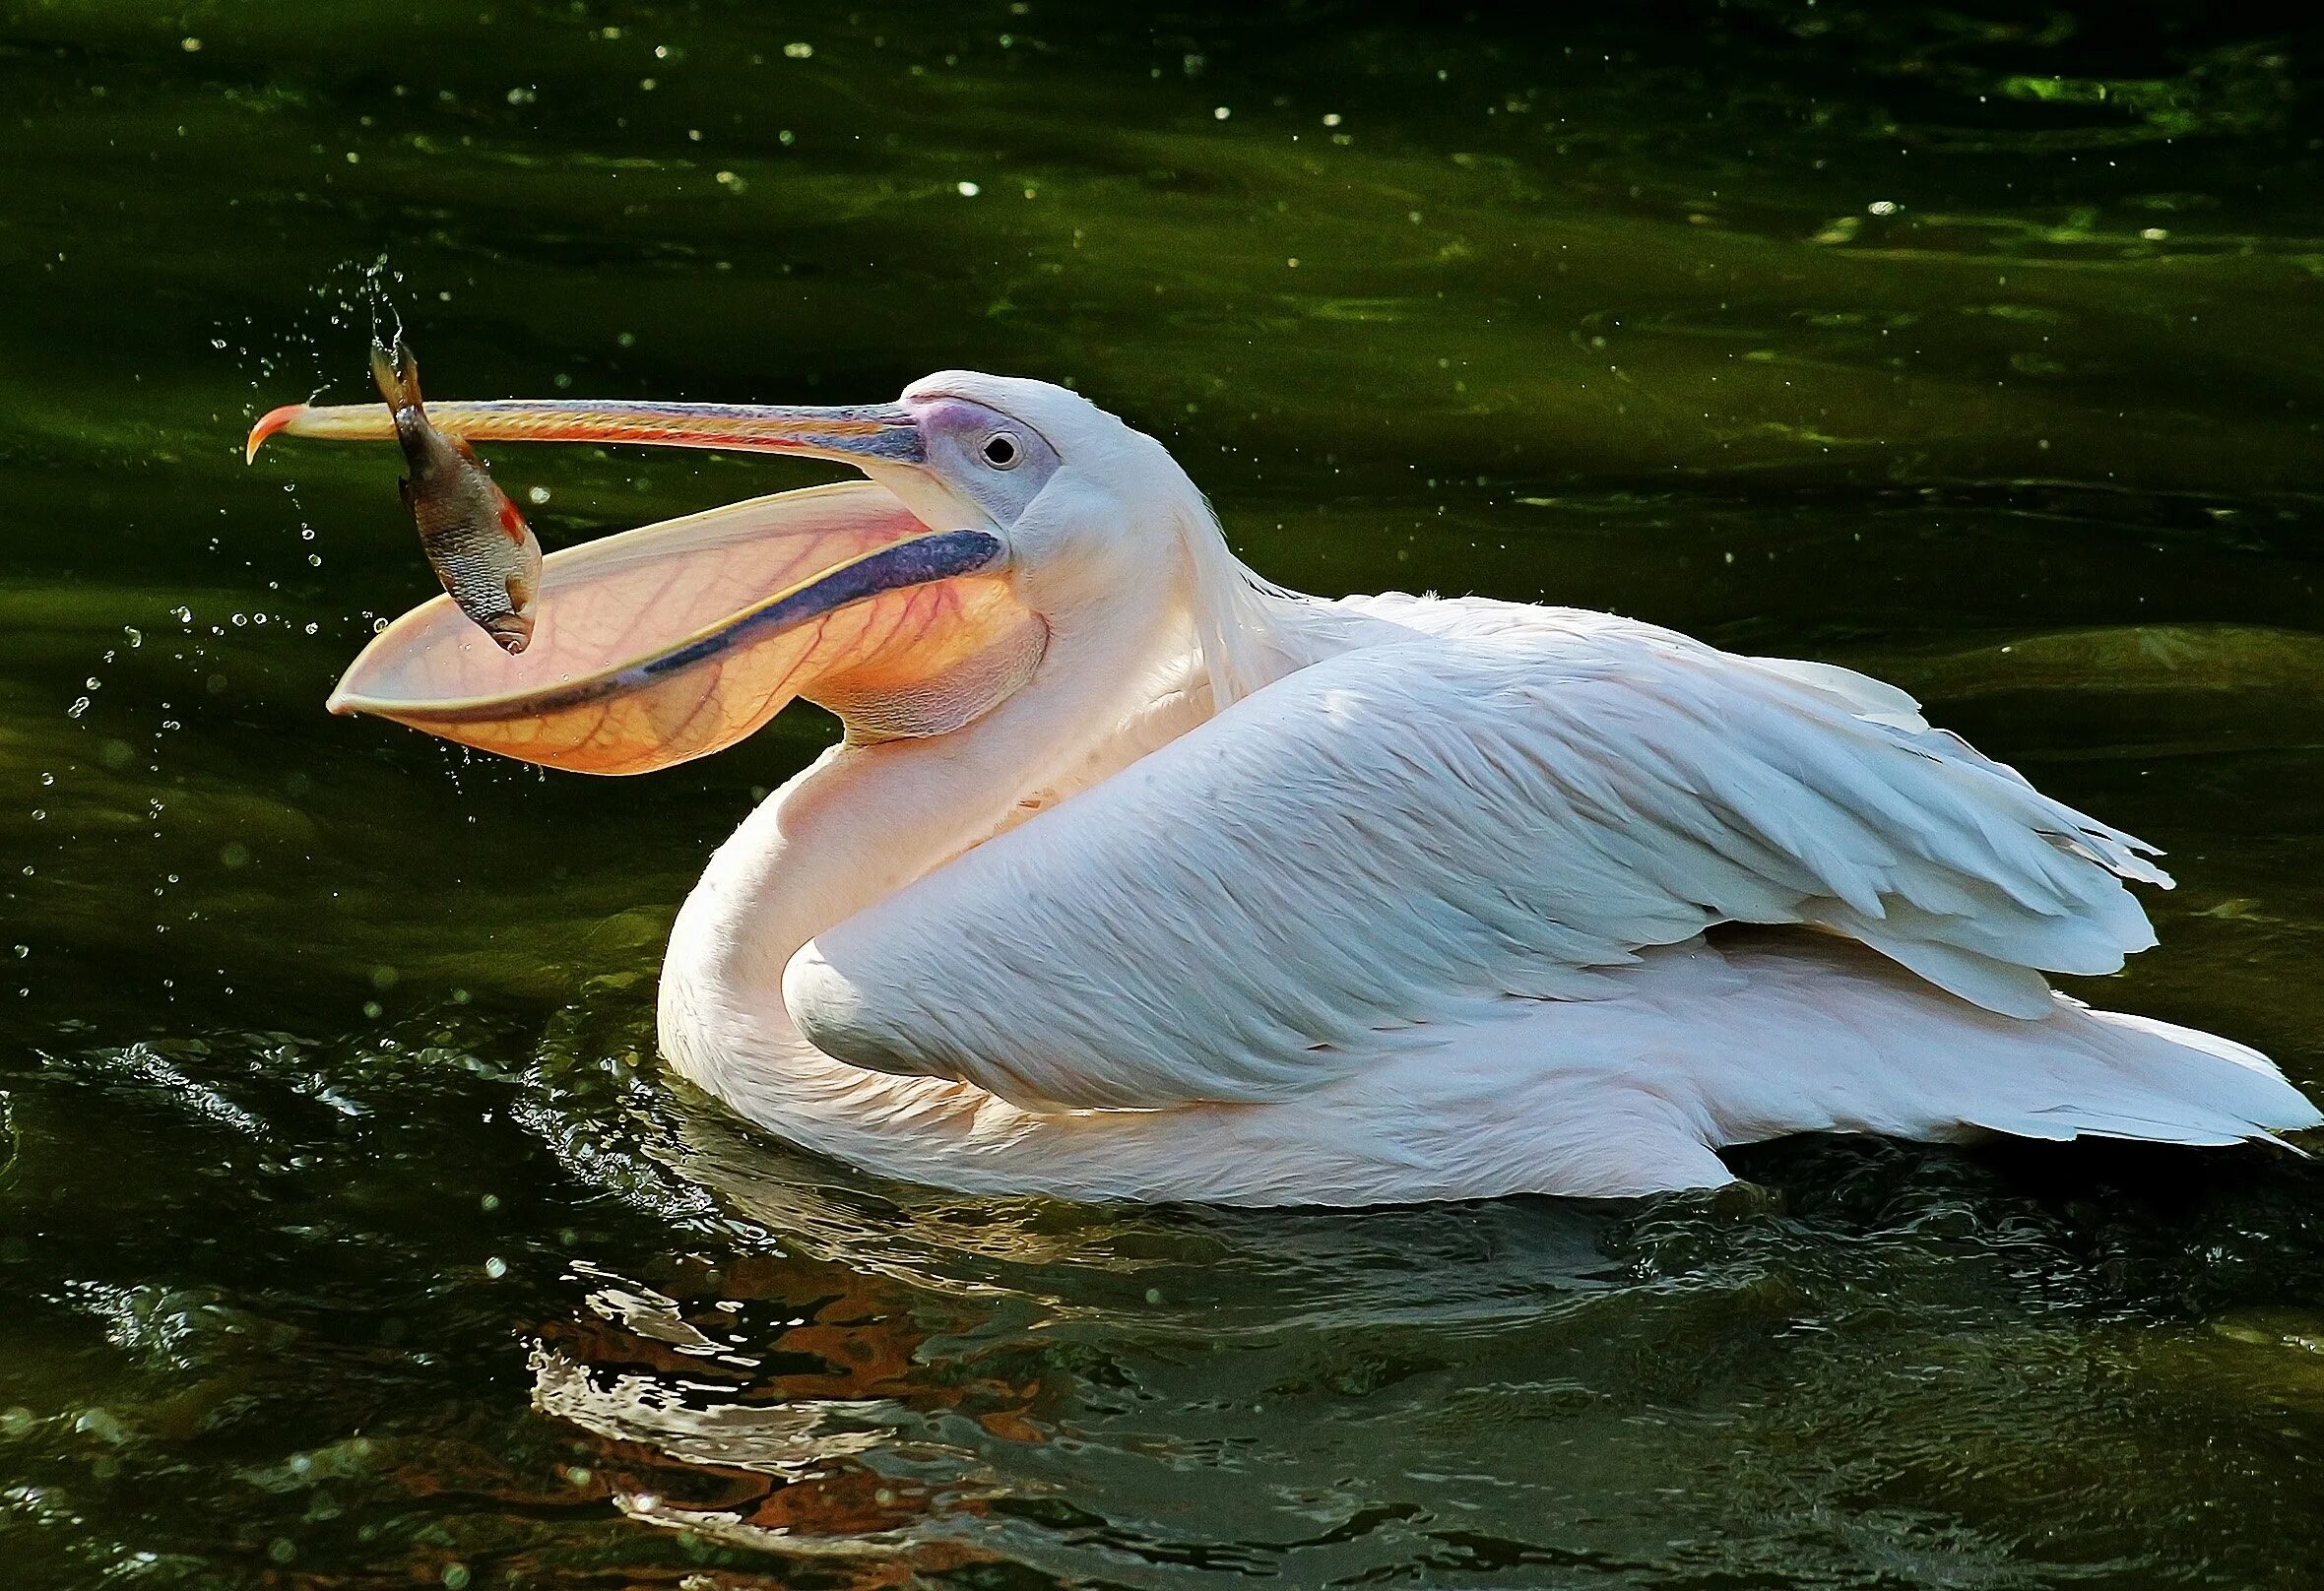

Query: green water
left=6, top=2, right=2324, bottom=1584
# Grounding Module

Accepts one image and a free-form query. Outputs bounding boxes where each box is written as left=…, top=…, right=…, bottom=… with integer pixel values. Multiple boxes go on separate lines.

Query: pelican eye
left=980, top=431, right=1021, bottom=469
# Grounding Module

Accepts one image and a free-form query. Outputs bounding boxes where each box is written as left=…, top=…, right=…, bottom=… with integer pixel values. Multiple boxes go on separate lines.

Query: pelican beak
left=262, top=398, right=1045, bottom=774
left=247, top=395, right=926, bottom=467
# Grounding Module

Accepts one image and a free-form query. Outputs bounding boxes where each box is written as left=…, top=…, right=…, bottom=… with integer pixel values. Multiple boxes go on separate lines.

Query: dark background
left=5, top=4, right=2324, bottom=1585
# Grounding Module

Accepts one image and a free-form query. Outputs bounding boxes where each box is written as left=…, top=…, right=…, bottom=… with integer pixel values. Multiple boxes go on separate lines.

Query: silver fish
left=370, top=336, right=543, bottom=654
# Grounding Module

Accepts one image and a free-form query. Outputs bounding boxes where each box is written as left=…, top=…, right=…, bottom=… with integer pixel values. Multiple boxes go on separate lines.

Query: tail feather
left=1608, top=933, right=2322, bottom=1163
left=1957, top=1006, right=2321, bottom=1148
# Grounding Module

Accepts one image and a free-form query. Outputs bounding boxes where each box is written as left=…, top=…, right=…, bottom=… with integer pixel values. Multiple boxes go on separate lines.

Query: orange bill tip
left=245, top=404, right=306, bottom=464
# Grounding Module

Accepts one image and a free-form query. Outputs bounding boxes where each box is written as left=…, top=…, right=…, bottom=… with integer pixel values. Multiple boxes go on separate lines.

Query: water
left=5, top=2, right=2324, bottom=1584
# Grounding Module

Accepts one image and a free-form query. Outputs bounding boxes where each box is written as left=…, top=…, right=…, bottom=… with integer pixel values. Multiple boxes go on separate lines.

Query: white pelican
left=249, top=371, right=2321, bottom=1204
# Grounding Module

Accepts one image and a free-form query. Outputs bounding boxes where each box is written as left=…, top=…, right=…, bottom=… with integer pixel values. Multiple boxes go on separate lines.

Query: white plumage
left=286, top=369, right=2320, bottom=1204
left=788, top=596, right=2183, bottom=1119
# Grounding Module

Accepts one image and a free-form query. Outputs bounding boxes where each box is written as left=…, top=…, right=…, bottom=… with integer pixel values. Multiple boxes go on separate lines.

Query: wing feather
left=784, top=610, right=2170, bottom=1109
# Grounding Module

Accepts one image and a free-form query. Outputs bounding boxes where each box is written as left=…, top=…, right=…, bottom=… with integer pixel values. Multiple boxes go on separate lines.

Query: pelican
left=248, top=371, right=2320, bottom=1204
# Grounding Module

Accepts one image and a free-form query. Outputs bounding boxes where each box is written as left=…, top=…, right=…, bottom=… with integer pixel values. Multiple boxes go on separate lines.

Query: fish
left=369, top=335, right=544, bottom=654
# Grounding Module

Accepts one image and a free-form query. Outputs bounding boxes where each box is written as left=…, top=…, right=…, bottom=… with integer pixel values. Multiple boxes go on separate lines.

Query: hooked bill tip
left=245, top=404, right=305, bottom=464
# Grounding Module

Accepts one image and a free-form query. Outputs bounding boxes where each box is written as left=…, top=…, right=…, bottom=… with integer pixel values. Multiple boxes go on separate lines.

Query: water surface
left=6, top=2, right=2324, bottom=1585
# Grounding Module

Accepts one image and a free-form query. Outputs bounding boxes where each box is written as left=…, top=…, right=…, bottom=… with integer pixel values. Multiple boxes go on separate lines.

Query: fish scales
left=371, top=336, right=545, bottom=654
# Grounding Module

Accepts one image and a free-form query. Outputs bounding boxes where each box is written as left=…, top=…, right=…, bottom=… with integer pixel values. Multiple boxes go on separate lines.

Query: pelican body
left=247, top=372, right=2320, bottom=1204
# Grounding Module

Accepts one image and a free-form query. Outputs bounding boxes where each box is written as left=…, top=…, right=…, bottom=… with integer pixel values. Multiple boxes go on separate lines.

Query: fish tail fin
left=369, top=335, right=423, bottom=415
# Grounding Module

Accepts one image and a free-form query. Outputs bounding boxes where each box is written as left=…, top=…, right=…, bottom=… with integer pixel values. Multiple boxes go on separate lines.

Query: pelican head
left=251, top=371, right=1258, bottom=773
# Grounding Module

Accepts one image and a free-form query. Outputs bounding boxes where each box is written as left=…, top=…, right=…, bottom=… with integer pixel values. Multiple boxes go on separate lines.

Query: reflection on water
left=6, top=0, right=2324, bottom=1585
left=510, top=1076, right=2324, bottom=1587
